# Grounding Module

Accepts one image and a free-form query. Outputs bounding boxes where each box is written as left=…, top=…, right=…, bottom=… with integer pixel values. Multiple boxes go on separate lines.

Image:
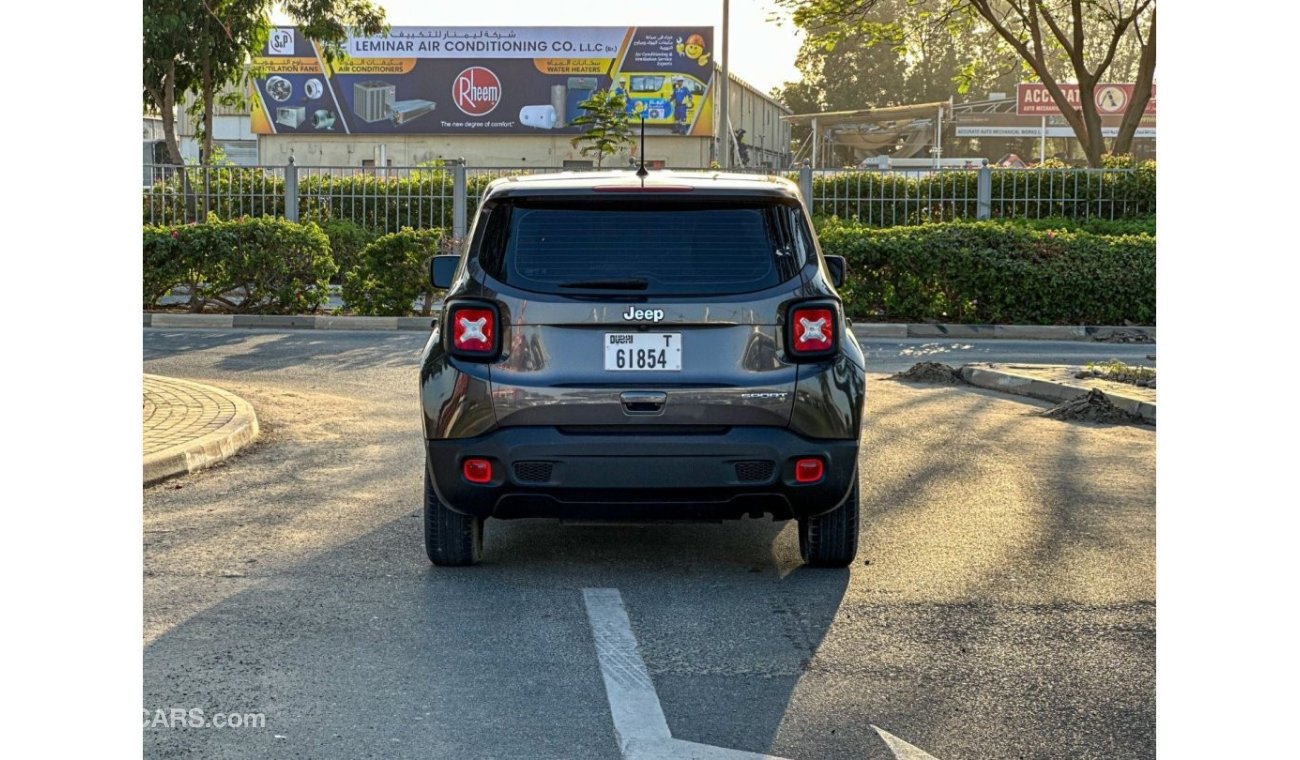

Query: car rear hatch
left=468, top=191, right=812, bottom=429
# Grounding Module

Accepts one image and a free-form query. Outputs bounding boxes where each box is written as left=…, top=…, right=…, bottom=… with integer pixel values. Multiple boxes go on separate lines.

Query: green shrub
left=142, top=215, right=336, bottom=313
left=313, top=218, right=376, bottom=281
left=809, top=166, right=1155, bottom=225
left=820, top=220, right=1155, bottom=325
left=143, top=224, right=189, bottom=308
left=205, top=216, right=336, bottom=313
left=143, top=167, right=286, bottom=225
left=999, top=215, right=1156, bottom=236
left=341, top=227, right=445, bottom=316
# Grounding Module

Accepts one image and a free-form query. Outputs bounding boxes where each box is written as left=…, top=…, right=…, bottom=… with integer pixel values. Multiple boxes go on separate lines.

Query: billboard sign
left=955, top=126, right=1156, bottom=138
left=250, top=26, right=716, bottom=136
left=1016, top=83, right=1156, bottom=117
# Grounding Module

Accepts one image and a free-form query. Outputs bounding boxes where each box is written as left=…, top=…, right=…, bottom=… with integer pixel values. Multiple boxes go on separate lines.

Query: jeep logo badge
left=622, top=307, right=665, bottom=322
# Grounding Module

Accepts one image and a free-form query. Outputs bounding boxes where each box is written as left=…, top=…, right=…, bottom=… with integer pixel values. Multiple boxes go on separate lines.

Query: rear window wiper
left=557, top=278, right=649, bottom=290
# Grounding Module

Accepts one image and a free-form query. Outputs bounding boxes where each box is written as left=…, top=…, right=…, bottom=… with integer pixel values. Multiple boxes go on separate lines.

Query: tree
left=569, top=91, right=636, bottom=168
left=779, top=0, right=1156, bottom=167
left=144, top=0, right=201, bottom=164
left=771, top=0, right=1024, bottom=162
left=190, top=1, right=269, bottom=165
left=144, top=0, right=386, bottom=165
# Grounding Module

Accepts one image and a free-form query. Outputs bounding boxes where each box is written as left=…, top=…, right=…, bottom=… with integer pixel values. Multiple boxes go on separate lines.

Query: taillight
left=446, top=303, right=500, bottom=361
left=787, top=303, right=838, bottom=359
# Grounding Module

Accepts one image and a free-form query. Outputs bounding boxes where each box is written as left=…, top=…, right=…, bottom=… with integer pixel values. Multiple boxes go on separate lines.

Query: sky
left=271, top=0, right=804, bottom=95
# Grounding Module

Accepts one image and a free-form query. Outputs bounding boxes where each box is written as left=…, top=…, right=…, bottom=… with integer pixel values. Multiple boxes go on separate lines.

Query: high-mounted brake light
left=593, top=185, right=694, bottom=192
left=788, top=305, right=837, bottom=359
left=447, top=303, right=500, bottom=361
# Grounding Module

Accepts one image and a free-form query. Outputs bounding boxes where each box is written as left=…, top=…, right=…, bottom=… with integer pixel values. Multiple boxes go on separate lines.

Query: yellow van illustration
left=612, top=72, right=707, bottom=133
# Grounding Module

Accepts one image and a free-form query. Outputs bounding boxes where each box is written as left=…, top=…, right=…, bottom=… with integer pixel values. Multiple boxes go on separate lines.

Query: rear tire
left=424, top=462, right=484, bottom=566
left=797, top=476, right=859, bottom=568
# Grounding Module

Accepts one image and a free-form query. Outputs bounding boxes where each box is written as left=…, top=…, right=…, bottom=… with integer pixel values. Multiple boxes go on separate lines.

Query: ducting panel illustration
left=391, top=100, right=436, bottom=126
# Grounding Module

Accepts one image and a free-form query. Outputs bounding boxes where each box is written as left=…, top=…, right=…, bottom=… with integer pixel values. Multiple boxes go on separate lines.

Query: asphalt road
left=143, top=329, right=1156, bottom=759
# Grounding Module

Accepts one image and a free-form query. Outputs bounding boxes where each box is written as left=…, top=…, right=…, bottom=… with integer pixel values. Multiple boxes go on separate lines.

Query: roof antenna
left=636, top=113, right=648, bottom=179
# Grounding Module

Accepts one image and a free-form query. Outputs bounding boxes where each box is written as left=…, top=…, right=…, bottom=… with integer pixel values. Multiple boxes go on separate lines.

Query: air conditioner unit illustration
left=391, top=100, right=436, bottom=126
left=353, top=81, right=396, bottom=122
left=275, top=106, right=306, bottom=128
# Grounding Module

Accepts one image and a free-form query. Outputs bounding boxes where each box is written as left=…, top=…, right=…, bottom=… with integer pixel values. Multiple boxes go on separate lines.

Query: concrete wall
left=258, top=133, right=715, bottom=168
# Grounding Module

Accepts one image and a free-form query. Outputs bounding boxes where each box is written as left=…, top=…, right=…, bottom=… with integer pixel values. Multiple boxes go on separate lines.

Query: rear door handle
left=620, top=391, right=667, bottom=414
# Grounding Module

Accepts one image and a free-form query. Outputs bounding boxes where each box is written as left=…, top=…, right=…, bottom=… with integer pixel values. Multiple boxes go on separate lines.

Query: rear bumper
left=425, top=426, right=858, bottom=521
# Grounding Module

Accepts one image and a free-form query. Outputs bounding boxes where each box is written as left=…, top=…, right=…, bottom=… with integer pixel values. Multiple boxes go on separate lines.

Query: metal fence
left=803, top=166, right=1155, bottom=225
left=144, top=161, right=1154, bottom=236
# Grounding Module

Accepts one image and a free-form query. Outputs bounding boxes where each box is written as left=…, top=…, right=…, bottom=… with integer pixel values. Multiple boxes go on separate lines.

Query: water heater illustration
left=565, top=77, right=597, bottom=125
left=520, top=105, right=558, bottom=130
left=550, top=85, right=567, bottom=128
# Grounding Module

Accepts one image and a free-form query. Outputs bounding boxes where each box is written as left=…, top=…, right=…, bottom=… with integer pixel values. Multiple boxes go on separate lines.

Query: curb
left=959, top=364, right=1156, bottom=423
left=144, top=312, right=1154, bottom=342
left=143, top=376, right=260, bottom=486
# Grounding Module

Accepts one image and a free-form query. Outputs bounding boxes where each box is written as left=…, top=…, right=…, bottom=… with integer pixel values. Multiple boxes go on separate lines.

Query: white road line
left=582, top=588, right=673, bottom=747
left=872, top=725, right=942, bottom=760
left=582, top=588, right=790, bottom=760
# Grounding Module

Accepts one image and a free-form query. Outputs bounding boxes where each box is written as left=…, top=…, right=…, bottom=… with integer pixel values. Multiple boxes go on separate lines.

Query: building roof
left=780, top=101, right=949, bottom=127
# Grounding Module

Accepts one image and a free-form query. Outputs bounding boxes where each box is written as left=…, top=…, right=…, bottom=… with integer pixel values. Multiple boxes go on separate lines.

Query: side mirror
left=823, top=255, right=847, bottom=289
left=430, top=255, right=459, bottom=289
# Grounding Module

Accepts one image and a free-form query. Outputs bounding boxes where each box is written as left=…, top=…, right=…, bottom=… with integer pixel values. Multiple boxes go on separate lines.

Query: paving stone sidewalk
left=143, top=374, right=259, bottom=486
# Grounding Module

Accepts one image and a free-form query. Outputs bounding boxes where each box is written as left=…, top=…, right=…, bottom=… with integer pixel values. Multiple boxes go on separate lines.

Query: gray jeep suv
left=419, top=171, right=866, bottom=567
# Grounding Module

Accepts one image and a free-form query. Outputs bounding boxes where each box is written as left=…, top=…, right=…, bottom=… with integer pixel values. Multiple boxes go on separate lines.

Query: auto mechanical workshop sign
left=250, top=26, right=716, bottom=136
left=1016, top=83, right=1157, bottom=117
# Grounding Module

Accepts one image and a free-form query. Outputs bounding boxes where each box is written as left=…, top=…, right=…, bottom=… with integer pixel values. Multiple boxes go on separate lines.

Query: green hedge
left=999, top=215, right=1155, bottom=237
left=142, top=216, right=336, bottom=313
left=144, top=217, right=1155, bottom=324
left=340, top=227, right=445, bottom=316
left=317, top=218, right=376, bottom=282
left=808, top=164, right=1155, bottom=225
left=145, top=165, right=1155, bottom=234
left=143, top=167, right=478, bottom=231
left=819, top=220, right=1155, bottom=325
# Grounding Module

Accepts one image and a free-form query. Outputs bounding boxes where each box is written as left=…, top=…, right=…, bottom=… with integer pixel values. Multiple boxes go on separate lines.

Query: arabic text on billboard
left=250, top=26, right=716, bottom=136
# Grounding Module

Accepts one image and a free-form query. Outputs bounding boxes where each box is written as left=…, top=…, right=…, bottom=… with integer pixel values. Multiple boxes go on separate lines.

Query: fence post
left=284, top=156, right=299, bottom=222
left=202, top=166, right=211, bottom=221
left=976, top=161, right=991, bottom=220
left=452, top=159, right=467, bottom=239
left=798, top=162, right=813, bottom=210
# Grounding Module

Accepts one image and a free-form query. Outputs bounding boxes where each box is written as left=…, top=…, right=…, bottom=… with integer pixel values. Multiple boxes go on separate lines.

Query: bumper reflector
left=463, top=458, right=493, bottom=484
left=794, top=458, right=825, bottom=484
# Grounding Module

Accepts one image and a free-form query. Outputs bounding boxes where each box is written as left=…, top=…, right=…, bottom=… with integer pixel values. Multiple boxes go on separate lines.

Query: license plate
left=604, top=333, right=682, bottom=371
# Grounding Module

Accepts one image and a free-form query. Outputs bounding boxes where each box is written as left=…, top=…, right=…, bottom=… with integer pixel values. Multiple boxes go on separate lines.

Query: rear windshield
left=474, top=196, right=806, bottom=296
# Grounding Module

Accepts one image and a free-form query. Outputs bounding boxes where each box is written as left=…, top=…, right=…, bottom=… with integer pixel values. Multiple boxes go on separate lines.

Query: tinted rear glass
left=476, top=197, right=803, bottom=295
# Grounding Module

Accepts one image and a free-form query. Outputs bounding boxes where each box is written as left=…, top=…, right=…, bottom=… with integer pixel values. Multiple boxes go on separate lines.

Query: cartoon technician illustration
left=670, top=77, right=694, bottom=134
left=613, top=77, right=635, bottom=115
left=675, top=34, right=711, bottom=67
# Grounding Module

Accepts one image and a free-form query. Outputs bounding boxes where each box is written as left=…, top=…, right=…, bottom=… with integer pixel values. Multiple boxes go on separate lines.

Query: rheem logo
left=452, top=67, right=502, bottom=116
